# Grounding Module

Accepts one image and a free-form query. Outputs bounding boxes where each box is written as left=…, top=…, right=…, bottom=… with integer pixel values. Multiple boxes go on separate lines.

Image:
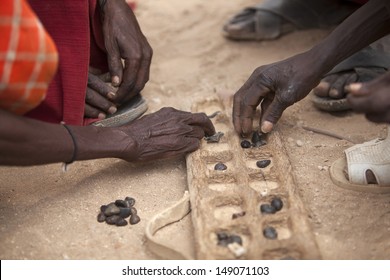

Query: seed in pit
left=263, top=226, right=278, bottom=240
left=241, top=140, right=251, bottom=149
left=256, top=159, right=271, bottom=168
left=260, top=204, right=276, bottom=214
left=115, top=199, right=129, bottom=208
left=116, top=218, right=128, bottom=227
left=105, top=215, right=120, bottom=225
left=129, top=207, right=137, bottom=215
left=214, top=162, right=227, bottom=171
left=217, top=232, right=229, bottom=241
left=229, top=235, right=243, bottom=245
left=125, top=197, right=136, bottom=207
left=129, top=214, right=141, bottom=225
left=97, top=212, right=106, bottom=223
left=251, top=131, right=267, bottom=147
left=119, top=207, right=131, bottom=218
left=271, top=197, right=283, bottom=211
left=104, top=203, right=120, bottom=216
left=232, top=211, right=246, bottom=219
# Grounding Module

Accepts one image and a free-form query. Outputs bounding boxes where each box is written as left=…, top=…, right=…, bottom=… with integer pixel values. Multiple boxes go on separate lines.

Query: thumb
left=106, top=44, right=123, bottom=87
left=260, top=97, right=287, bottom=133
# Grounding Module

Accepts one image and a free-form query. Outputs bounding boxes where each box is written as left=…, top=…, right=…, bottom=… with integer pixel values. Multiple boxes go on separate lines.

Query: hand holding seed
left=117, top=107, right=216, bottom=161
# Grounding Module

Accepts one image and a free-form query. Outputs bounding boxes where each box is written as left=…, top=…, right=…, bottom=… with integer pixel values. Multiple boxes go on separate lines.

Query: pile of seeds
left=260, top=197, right=284, bottom=214
left=97, top=196, right=140, bottom=227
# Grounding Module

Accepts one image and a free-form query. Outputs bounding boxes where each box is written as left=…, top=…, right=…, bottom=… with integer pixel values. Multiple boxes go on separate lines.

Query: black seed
left=129, top=207, right=137, bottom=215
left=105, top=215, right=120, bottom=225
left=119, top=207, right=131, bottom=218
left=100, top=205, right=107, bottom=213
left=104, top=203, right=120, bottom=216
left=256, top=159, right=271, bottom=168
left=217, top=232, right=229, bottom=241
left=241, top=140, right=251, bottom=149
left=125, top=197, right=136, bottom=207
left=115, top=199, right=129, bottom=208
left=116, top=218, right=128, bottom=227
left=230, top=235, right=243, bottom=245
left=271, top=197, right=284, bottom=211
left=251, top=131, right=267, bottom=147
left=97, top=212, right=106, bottom=223
left=214, top=162, right=227, bottom=171
left=232, top=211, right=246, bottom=219
left=263, top=227, right=278, bottom=239
left=260, top=204, right=276, bottom=214
left=129, top=214, right=141, bottom=225
left=217, top=239, right=230, bottom=247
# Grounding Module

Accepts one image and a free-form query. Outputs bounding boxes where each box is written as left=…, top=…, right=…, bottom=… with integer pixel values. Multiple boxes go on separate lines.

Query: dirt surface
left=1, top=0, right=389, bottom=260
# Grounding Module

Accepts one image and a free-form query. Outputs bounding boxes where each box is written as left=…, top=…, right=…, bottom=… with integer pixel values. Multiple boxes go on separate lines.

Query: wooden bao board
left=186, top=96, right=321, bottom=260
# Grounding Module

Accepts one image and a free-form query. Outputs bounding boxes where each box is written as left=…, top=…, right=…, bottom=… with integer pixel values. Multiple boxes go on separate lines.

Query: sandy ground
left=1, top=0, right=390, bottom=260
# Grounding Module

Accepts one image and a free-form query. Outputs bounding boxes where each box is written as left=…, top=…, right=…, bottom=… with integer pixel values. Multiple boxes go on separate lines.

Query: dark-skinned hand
left=233, top=53, right=322, bottom=136
left=347, top=71, right=390, bottom=124
left=84, top=69, right=118, bottom=119
left=116, top=107, right=216, bottom=161
left=101, top=0, right=153, bottom=105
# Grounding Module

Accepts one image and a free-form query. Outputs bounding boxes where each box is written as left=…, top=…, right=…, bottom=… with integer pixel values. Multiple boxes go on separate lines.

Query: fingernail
left=108, top=106, right=117, bottom=114
left=261, top=121, right=273, bottom=133
left=112, top=76, right=120, bottom=86
left=98, top=113, right=106, bottom=120
left=345, top=83, right=362, bottom=92
left=108, top=92, right=116, bottom=99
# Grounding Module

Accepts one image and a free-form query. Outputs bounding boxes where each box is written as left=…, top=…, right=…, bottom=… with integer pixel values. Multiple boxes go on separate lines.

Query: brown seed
left=129, top=207, right=137, bottom=215
left=232, top=211, right=246, bottom=219
left=104, top=203, right=120, bottom=216
left=129, top=214, right=141, bottom=225
left=125, top=197, right=136, bottom=207
left=116, top=218, right=128, bottom=227
left=105, top=215, right=121, bottom=225
left=97, top=212, right=106, bottom=223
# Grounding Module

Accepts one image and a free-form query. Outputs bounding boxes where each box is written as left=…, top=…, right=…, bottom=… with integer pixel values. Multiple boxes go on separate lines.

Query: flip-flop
left=330, top=128, right=390, bottom=193
left=222, top=0, right=358, bottom=41
left=92, top=94, right=148, bottom=127
left=312, top=41, right=390, bottom=112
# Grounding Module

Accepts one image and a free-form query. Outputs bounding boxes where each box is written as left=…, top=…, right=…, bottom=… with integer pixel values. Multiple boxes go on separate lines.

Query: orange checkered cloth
left=0, top=0, right=58, bottom=115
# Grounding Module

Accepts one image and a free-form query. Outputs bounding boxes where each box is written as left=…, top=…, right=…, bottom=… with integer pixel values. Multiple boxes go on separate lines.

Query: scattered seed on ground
left=260, top=204, right=276, bottom=214
left=271, top=197, right=284, bottom=211
left=263, top=226, right=278, bottom=239
left=256, top=159, right=271, bottom=168
left=241, top=140, right=251, bottom=149
left=214, top=162, right=227, bottom=171
left=130, top=214, right=141, bottom=225
left=97, top=212, right=106, bottom=223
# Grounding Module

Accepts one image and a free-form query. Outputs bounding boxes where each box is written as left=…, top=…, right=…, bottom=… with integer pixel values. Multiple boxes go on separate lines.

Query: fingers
left=115, top=58, right=141, bottom=104
left=260, top=97, right=288, bottom=133
left=88, top=72, right=117, bottom=100
left=85, top=88, right=117, bottom=117
left=184, top=112, right=216, bottom=137
left=84, top=103, right=106, bottom=120
left=105, top=38, right=123, bottom=87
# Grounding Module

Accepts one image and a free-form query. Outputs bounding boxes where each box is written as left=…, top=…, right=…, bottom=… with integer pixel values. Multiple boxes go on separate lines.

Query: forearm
left=308, top=0, right=390, bottom=75
left=0, top=110, right=133, bottom=166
